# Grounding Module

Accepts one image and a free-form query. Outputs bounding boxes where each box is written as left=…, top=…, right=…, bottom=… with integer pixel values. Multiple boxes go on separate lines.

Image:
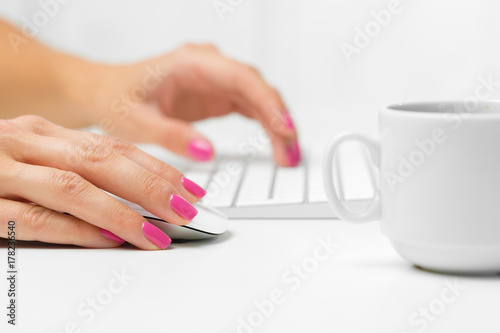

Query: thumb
left=148, top=116, right=214, bottom=161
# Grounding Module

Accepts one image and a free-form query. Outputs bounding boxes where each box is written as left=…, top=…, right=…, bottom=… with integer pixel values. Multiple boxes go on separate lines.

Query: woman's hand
left=76, top=44, right=300, bottom=166
left=2, top=19, right=298, bottom=165
left=0, top=115, right=207, bottom=249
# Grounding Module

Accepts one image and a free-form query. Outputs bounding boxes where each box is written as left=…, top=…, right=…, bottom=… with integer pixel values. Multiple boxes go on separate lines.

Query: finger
left=235, top=99, right=301, bottom=167
left=131, top=111, right=215, bottom=162
left=0, top=198, right=124, bottom=248
left=13, top=117, right=206, bottom=201
left=0, top=162, right=171, bottom=250
left=15, top=134, right=199, bottom=225
left=225, top=61, right=297, bottom=136
left=99, top=136, right=207, bottom=200
left=221, top=61, right=301, bottom=166
left=255, top=106, right=301, bottom=167
left=174, top=52, right=301, bottom=166
left=168, top=52, right=298, bottom=141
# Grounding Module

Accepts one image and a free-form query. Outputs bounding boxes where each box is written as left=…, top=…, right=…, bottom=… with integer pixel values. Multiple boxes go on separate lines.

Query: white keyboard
left=176, top=144, right=376, bottom=219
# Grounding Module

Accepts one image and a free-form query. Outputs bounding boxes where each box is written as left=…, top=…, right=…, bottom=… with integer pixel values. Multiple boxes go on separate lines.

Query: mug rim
left=385, top=100, right=500, bottom=117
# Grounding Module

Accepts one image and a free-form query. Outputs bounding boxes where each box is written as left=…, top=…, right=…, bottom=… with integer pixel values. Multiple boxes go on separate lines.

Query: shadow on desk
left=340, top=259, right=500, bottom=279
left=411, top=264, right=500, bottom=279
left=0, top=230, right=233, bottom=251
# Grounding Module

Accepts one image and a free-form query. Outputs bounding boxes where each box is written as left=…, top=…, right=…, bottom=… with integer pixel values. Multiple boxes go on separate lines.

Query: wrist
left=54, top=54, right=120, bottom=128
left=54, top=51, right=175, bottom=131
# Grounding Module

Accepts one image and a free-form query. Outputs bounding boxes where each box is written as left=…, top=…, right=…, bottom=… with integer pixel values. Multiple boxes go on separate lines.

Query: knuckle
left=0, top=121, right=21, bottom=150
left=179, top=43, right=218, bottom=54
left=108, top=203, right=137, bottom=223
left=154, top=164, right=177, bottom=180
left=0, top=119, right=19, bottom=135
left=0, top=160, right=21, bottom=182
left=54, top=171, right=88, bottom=199
left=103, top=137, right=134, bottom=155
left=258, top=87, right=281, bottom=108
left=15, top=115, right=52, bottom=135
left=77, top=143, right=115, bottom=166
left=22, top=205, right=55, bottom=240
left=265, top=88, right=282, bottom=107
left=179, top=42, right=197, bottom=52
left=270, top=86, right=280, bottom=97
left=17, top=114, right=49, bottom=126
left=201, top=43, right=218, bottom=52
left=138, top=174, right=170, bottom=197
left=244, top=64, right=259, bottom=75
left=232, top=65, right=259, bottom=89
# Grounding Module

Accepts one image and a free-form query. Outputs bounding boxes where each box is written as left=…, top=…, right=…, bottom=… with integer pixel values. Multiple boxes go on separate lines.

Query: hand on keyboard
left=179, top=144, right=375, bottom=219
left=80, top=43, right=301, bottom=167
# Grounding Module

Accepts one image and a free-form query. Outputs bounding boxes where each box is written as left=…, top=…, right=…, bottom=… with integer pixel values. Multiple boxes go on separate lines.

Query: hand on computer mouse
left=75, top=43, right=301, bottom=167
left=0, top=116, right=206, bottom=250
left=0, top=20, right=297, bottom=250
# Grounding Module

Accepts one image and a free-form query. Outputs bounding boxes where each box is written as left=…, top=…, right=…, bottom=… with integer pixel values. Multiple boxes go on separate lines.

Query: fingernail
left=283, top=112, right=295, bottom=130
left=286, top=140, right=301, bottom=167
left=182, top=177, right=207, bottom=198
left=142, top=221, right=172, bottom=249
left=171, top=194, right=198, bottom=220
left=187, top=139, right=213, bottom=161
left=100, top=228, right=126, bottom=244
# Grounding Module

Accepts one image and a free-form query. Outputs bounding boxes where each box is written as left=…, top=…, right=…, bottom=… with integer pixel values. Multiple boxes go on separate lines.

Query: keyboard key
left=205, top=159, right=244, bottom=207
left=236, top=159, right=275, bottom=206
left=271, top=165, right=305, bottom=203
left=308, top=163, right=328, bottom=203
left=305, top=148, right=329, bottom=203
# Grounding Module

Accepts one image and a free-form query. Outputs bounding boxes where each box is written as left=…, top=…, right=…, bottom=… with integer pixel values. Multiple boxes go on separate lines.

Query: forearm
left=0, top=19, right=95, bottom=128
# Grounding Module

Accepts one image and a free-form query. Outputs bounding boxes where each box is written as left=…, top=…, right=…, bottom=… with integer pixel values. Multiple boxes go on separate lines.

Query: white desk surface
left=1, top=108, right=500, bottom=333
left=2, top=220, right=500, bottom=333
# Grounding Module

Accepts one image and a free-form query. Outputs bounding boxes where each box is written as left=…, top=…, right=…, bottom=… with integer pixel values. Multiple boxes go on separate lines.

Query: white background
left=2, top=0, right=500, bottom=144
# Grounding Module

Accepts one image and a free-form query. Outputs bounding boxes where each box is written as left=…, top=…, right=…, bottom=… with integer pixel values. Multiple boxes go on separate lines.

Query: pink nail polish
left=286, top=140, right=301, bottom=166
left=100, top=228, right=126, bottom=244
left=170, top=194, right=198, bottom=220
left=283, top=112, right=295, bottom=130
left=187, top=139, right=213, bottom=161
left=142, top=221, right=172, bottom=249
left=182, top=177, right=207, bottom=198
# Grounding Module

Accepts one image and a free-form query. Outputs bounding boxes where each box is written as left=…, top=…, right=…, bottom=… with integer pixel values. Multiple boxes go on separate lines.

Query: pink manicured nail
left=283, top=112, right=295, bottom=130
left=187, top=139, right=213, bottom=161
left=100, top=229, right=126, bottom=244
left=286, top=140, right=301, bottom=167
left=171, top=194, right=198, bottom=220
left=182, top=177, right=207, bottom=198
left=142, top=221, right=172, bottom=249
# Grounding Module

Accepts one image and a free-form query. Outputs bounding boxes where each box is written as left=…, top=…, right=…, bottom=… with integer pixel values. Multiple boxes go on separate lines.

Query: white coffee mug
left=323, top=101, right=500, bottom=274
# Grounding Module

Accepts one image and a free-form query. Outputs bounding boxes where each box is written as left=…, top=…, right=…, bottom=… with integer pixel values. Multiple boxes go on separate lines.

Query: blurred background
left=1, top=0, right=500, bottom=148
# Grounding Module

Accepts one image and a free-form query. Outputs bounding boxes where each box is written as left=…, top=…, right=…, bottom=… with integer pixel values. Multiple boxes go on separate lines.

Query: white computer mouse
left=110, top=194, right=229, bottom=241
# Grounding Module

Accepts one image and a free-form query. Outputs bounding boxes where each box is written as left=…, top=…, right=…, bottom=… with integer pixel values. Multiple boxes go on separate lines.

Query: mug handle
left=322, top=132, right=381, bottom=222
